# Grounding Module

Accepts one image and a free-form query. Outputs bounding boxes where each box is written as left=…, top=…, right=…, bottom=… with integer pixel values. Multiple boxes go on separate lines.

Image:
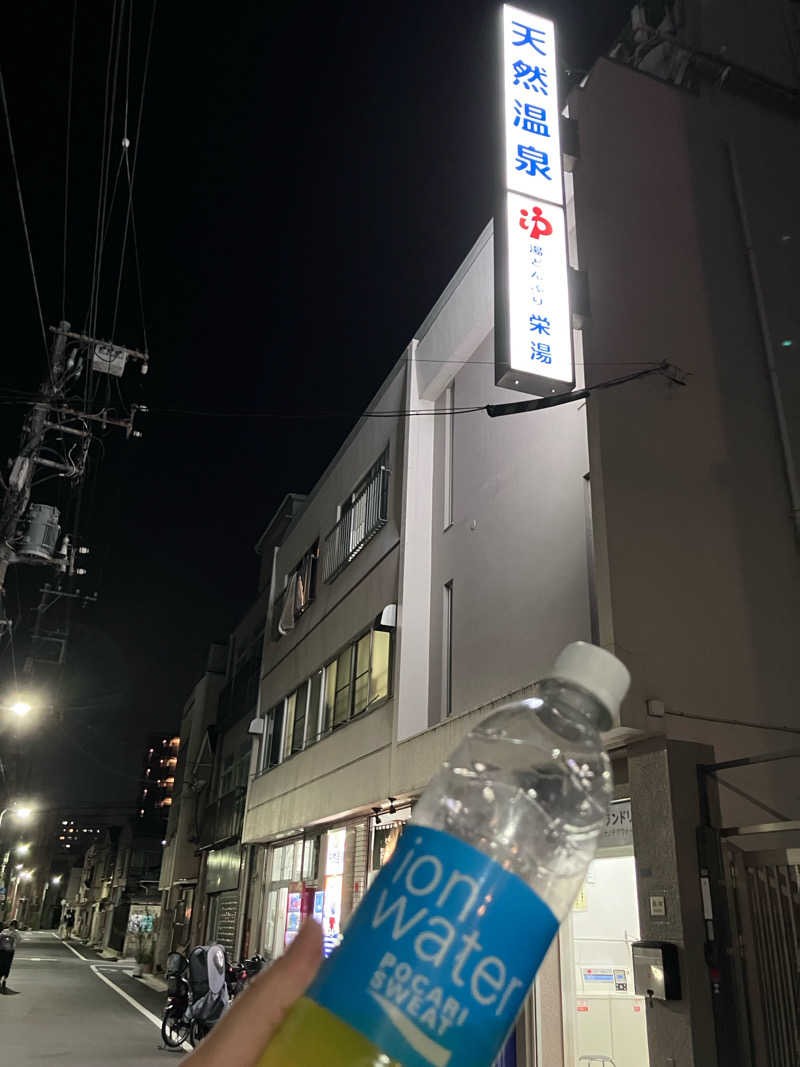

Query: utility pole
left=0, top=321, right=71, bottom=610
left=0, top=322, right=148, bottom=642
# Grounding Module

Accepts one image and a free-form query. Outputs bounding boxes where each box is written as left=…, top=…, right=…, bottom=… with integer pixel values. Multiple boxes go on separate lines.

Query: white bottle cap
left=551, top=642, right=631, bottom=730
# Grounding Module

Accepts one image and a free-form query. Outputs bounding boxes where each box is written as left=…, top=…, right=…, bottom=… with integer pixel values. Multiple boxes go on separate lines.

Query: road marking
left=17, top=956, right=129, bottom=964
left=60, top=938, right=89, bottom=961
left=90, top=964, right=192, bottom=1052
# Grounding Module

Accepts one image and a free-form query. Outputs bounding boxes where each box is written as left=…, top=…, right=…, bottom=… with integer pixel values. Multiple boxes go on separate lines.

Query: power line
left=110, top=2, right=136, bottom=337
left=86, top=0, right=124, bottom=338
left=152, top=363, right=684, bottom=421
left=62, top=0, right=78, bottom=322
left=121, top=0, right=158, bottom=353
left=0, top=63, right=49, bottom=366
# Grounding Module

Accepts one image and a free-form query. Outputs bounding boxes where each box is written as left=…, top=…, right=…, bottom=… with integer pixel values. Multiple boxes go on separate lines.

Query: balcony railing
left=322, top=465, right=390, bottom=583
left=198, top=788, right=245, bottom=851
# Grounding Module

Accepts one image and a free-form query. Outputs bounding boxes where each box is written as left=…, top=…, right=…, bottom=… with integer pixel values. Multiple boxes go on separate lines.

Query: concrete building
left=137, top=732, right=180, bottom=833
left=192, top=590, right=268, bottom=960
left=241, top=225, right=597, bottom=1064
left=156, top=512, right=294, bottom=964
left=156, top=642, right=227, bottom=967
left=239, top=4, right=800, bottom=1064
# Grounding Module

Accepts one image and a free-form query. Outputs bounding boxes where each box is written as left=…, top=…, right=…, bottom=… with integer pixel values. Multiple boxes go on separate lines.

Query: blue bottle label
left=308, top=825, right=559, bottom=1067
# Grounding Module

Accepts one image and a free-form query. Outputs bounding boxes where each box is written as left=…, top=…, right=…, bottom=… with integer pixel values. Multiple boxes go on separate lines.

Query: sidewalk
left=137, top=972, right=167, bottom=993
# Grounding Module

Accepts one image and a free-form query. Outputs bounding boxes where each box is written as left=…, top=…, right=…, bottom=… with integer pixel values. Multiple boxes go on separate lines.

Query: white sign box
left=496, top=5, right=574, bottom=396
left=505, top=190, right=572, bottom=386
left=501, top=7, right=563, bottom=206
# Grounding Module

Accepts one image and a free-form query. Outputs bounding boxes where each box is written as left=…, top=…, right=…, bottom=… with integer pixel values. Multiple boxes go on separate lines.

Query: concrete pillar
left=628, top=738, right=717, bottom=1067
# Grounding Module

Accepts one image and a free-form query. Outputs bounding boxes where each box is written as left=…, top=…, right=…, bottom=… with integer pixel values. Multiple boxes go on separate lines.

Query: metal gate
left=726, top=845, right=800, bottom=1067
left=699, top=750, right=800, bottom=1067
left=208, top=889, right=239, bottom=957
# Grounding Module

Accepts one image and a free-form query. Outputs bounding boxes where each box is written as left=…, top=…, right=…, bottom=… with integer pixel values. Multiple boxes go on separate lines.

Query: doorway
left=562, top=800, right=650, bottom=1067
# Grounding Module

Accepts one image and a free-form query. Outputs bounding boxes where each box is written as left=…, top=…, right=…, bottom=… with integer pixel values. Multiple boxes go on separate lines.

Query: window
left=276, top=543, right=319, bottom=637
left=262, top=704, right=284, bottom=771
left=443, top=581, right=453, bottom=718
left=340, top=452, right=387, bottom=549
left=333, top=646, right=354, bottom=727
left=353, top=633, right=371, bottom=717
left=322, top=661, right=336, bottom=735
left=443, top=382, right=454, bottom=529
left=235, top=740, right=250, bottom=789
left=308, top=669, right=324, bottom=744
left=283, top=692, right=297, bottom=759
left=302, top=836, right=320, bottom=882
left=323, top=448, right=390, bottom=583
left=371, top=629, right=391, bottom=704
left=291, top=680, right=309, bottom=754
left=258, top=625, right=394, bottom=774
left=220, top=753, right=235, bottom=797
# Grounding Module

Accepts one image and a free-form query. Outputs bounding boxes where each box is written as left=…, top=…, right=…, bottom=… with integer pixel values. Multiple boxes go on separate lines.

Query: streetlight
left=0, top=805, right=32, bottom=830
left=15, top=843, right=30, bottom=856
left=51, top=875, right=62, bottom=885
left=10, top=701, right=31, bottom=717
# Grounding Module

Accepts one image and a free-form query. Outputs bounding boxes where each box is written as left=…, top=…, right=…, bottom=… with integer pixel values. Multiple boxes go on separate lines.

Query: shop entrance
left=564, top=799, right=650, bottom=1067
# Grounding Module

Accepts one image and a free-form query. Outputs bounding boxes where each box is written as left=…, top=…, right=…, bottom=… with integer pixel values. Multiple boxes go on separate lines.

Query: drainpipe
left=233, top=844, right=251, bottom=961
left=728, top=141, right=800, bottom=543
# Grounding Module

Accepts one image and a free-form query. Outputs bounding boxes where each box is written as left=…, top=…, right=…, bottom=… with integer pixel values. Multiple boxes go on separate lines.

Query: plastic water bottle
left=258, top=641, right=630, bottom=1067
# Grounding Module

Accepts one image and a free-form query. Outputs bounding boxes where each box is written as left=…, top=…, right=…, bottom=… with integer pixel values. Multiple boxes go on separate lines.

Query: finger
left=185, top=920, right=323, bottom=1066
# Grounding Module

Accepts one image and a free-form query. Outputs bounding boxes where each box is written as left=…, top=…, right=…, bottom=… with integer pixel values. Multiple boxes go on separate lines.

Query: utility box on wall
left=632, top=941, right=682, bottom=1001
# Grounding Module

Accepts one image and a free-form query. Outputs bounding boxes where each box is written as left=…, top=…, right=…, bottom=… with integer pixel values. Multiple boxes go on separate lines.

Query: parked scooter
left=161, top=945, right=265, bottom=1048
left=185, top=944, right=230, bottom=1046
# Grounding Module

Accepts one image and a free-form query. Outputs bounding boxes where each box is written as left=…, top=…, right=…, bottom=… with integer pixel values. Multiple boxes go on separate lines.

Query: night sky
left=0, top=1, right=632, bottom=812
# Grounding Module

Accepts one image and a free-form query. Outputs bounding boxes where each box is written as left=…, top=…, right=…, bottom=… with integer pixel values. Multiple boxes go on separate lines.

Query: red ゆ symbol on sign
left=518, top=205, right=553, bottom=239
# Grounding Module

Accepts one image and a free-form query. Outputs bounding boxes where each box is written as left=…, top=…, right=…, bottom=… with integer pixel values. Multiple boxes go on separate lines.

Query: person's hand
left=185, top=920, right=323, bottom=1066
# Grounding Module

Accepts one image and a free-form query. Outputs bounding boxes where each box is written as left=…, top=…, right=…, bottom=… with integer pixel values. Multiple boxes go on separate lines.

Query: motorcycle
left=226, top=953, right=266, bottom=998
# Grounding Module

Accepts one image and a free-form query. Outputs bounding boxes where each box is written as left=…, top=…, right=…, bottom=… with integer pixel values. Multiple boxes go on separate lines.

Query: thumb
left=185, top=920, right=323, bottom=1066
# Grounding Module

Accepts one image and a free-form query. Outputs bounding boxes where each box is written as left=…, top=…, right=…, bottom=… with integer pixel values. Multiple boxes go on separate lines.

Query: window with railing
left=257, top=622, right=393, bottom=775
left=322, top=449, right=389, bottom=583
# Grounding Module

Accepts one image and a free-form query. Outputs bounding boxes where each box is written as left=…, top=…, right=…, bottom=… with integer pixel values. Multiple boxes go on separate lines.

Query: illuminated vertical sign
left=495, top=5, right=574, bottom=396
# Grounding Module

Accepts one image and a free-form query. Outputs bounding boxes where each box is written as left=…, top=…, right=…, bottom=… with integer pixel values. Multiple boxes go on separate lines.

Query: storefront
left=560, top=797, right=650, bottom=1067
left=260, top=806, right=413, bottom=962
left=204, top=844, right=244, bottom=957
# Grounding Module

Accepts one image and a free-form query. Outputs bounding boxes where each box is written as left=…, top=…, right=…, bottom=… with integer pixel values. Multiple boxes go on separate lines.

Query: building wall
left=684, top=0, right=800, bottom=87
left=260, top=359, right=407, bottom=681
left=244, top=364, right=407, bottom=843
left=424, top=335, right=592, bottom=727
left=159, top=666, right=225, bottom=891
left=395, top=226, right=592, bottom=742
left=571, top=57, right=800, bottom=825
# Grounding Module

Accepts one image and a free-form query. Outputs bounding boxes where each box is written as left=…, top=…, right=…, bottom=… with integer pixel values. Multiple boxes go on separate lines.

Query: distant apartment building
left=138, top=733, right=180, bottom=833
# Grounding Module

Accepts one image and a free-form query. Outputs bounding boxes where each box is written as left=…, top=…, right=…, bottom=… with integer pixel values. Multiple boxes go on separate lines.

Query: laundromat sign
left=600, top=799, right=633, bottom=849
left=495, top=5, right=574, bottom=396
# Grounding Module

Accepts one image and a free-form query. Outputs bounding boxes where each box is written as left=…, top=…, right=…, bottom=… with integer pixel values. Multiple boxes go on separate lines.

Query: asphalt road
left=0, top=930, right=189, bottom=1065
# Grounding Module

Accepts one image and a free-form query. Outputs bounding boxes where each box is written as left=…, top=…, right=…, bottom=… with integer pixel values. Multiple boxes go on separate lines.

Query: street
left=0, top=930, right=187, bottom=1065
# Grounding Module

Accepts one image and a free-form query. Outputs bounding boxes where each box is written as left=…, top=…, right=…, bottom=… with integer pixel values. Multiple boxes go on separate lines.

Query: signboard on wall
left=600, top=799, right=633, bottom=849
left=495, top=5, right=574, bottom=397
